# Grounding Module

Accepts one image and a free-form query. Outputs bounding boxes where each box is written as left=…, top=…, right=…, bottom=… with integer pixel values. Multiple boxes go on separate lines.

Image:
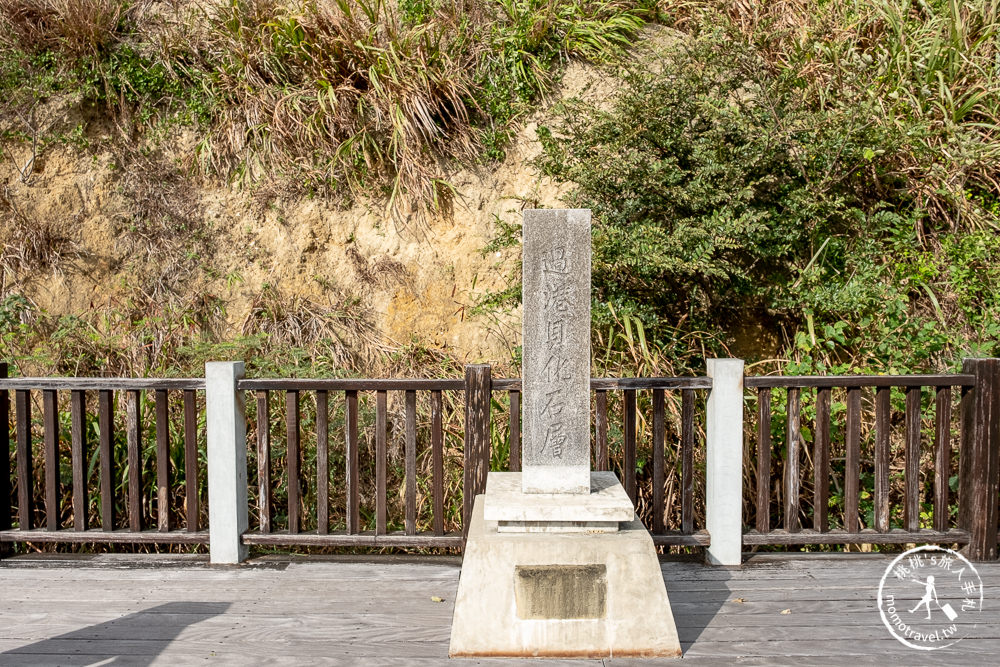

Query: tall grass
left=707, top=0, right=1000, bottom=232
left=0, top=0, right=652, bottom=221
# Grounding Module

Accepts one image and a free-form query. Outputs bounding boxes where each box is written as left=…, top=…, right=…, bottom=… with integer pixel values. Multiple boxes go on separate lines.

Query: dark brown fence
left=743, top=359, right=1000, bottom=560
left=232, top=368, right=712, bottom=550
left=4, top=359, right=998, bottom=560
left=237, top=377, right=467, bottom=549
left=0, top=363, right=208, bottom=546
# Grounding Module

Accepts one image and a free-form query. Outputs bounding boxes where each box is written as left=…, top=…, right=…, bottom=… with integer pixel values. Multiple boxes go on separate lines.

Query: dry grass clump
left=0, top=186, right=84, bottom=290
left=192, top=0, right=479, bottom=221
left=0, top=0, right=125, bottom=57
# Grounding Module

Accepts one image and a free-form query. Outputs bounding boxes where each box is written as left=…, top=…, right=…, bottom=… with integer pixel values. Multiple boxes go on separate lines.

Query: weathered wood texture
left=125, top=390, right=142, bottom=532
left=594, top=389, right=608, bottom=472
left=42, top=391, right=58, bottom=530
left=0, top=378, right=204, bottom=391
left=183, top=390, right=199, bottom=533
left=962, top=358, right=1000, bottom=561
left=748, top=371, right=987, bottom=554
left=1, top=555, right=999, bottom=664
left=255, top=391, right=271, bottom=534
left=623, top=388, right=637, bottom=504
left=0, top=365, right=8, bottom=549
left=755, top=388, right=771, bottom=533
left=345, top=390, right=359, bottom=534
left=69, top=391, right=87, bottom=532
left=155, top=390, right=170, bottom=533
left=745, top=374, right=975, bottom=388
left=462, top=365, right=490, bottom=538
left=98, top=391, right=113, bottom=530
left=783, top=388, right=801, bottom=533
left=285, top=391, right=300, bottom=534
left=431, top=390, right=444, bottom=536
left=375, top=390, right=387, bottom=536
left=316, top=391, right=329, bottom=535
left=492, top=377, right=712, bottom=391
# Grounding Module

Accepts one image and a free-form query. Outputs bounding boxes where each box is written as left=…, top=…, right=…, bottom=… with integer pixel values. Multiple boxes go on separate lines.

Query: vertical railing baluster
left=256, top=391, right=271, bottom=534
left=844, top=387, right=861, bottom=533
left=651, top=388, right=664, bottom=535
left=155, top=389, right=170, bottom=532
left=183, top=389, right=198, bottom=532
left=462, top=365, right=491, bottom=538
left=681, top=388, right=695, bottom=535
left=126, top=389, right=142, bottom=532
left=509, top=390, right=521, bottom=472
left=375, top=390, right=387, bottom=535
left=904, top=386, right=922, bottom=532
left=98, top=390, right=113, bottom=530
left=15, top=390, right=31, bottom=530
left=405, top=390, right=417, bottom=536
left=0, top=364, right=9, bottom=541
left=431, top=390, right=444, bottom=536
left=623, top=389, right=637, bottom=504
left=595, top=389, right=608, bottom=472
left=316, top=390, right=329, bottom=535
left=933, top=386, right=952, bottom=532
left=43, top=390, right=59, bottom=530
left=70, top=390, right=87, bottom=532
left=756, top=388, right=771, bottom=533
left=286, top=390, right=300, bottom=534
left=874, top=386, right=891, bottom=533
left=783, top=387, right=801, bottom=532
left=958, top=382, right=974, bottom=533
left=814, top=387, right=831, bottom=532
left=346, top=390, right=359, bottom=534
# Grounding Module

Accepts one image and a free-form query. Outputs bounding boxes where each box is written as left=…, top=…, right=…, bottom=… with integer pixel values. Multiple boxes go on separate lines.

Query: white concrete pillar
left=206, top=361, right=248, bottom=564
left=705, top=358, right=744, bottom=566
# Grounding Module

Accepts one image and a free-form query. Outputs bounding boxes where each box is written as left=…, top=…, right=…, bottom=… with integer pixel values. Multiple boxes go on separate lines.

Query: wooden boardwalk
left=1, top=553, right=997, bottom=665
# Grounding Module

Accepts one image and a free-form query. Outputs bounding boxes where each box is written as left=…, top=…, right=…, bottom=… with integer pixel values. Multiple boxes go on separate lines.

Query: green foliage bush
left=529, top=9, right=1000, bottom=375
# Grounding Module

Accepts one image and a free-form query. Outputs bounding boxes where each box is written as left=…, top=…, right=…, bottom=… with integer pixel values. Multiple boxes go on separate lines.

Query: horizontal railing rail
left=744, top=374, right=976, bottom=389
left=0, top=363, right=208, bottom=546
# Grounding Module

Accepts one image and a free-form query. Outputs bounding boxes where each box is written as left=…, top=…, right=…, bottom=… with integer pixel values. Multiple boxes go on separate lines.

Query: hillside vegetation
left=1, top=0, right=998, bottom=547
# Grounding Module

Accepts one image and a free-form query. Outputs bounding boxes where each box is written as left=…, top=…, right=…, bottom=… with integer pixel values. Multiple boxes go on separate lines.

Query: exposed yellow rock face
left=0, top=45, right=665, bottom=367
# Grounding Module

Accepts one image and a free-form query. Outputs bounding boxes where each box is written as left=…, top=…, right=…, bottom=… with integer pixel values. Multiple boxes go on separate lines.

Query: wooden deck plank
left=1, top=555, right=998, bottom=663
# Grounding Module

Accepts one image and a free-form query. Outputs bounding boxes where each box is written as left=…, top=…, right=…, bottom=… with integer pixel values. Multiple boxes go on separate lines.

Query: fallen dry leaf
left=780, top=608, right=791, bottom=615
left=431, top=596, right=445, bottom=603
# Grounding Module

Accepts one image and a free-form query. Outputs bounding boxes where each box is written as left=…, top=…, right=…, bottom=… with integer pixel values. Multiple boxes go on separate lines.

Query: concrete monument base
left=449, top=475, right=682, bottom=659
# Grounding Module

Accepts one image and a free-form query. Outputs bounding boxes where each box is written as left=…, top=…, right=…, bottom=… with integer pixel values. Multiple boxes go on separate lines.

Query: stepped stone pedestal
left=449, top=473, right=681, bottom=658
left=449, top=210, right=681, bottom=658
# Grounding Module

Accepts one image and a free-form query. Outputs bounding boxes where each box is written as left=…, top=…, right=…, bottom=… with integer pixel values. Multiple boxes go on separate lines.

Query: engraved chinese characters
left=522, top=210, right=591, bottom=494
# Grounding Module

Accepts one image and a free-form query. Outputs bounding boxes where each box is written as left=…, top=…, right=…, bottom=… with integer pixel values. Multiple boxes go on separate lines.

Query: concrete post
left=705, top=358, right=744, bottom=566
left=206, top=362, right=248, bottom=564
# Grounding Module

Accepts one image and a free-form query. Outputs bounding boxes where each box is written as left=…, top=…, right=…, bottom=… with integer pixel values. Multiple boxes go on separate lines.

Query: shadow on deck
left=0, top=553, right=996, bottom=665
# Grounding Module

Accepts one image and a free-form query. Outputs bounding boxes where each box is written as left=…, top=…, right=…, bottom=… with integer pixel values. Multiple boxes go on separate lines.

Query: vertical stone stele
left=521, top=209, right=592, bottom=494
left=449, top=209, right=681, bottom=659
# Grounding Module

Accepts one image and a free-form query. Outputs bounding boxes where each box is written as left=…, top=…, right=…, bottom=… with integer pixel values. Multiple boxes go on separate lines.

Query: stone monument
left=449, top=209, right=681, bottom=658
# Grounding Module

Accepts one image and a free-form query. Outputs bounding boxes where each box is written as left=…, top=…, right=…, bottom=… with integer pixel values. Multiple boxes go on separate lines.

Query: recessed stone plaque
left=522, top=209, right=591, bottom=494
left=514, top=564, right=607, bottom=620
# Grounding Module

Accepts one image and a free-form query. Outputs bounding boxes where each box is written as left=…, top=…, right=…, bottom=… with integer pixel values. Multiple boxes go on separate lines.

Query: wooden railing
left=3, top=359, right=997, bottom=560
left=232, top=370, right=712, bottom=550
left=743, top=360, right=1000, bottom=560
left=0, top=363, right=208, bottom=546
left=491, top=374, right=713, bottom=547
left=237, top=377, right=467, bottom=549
